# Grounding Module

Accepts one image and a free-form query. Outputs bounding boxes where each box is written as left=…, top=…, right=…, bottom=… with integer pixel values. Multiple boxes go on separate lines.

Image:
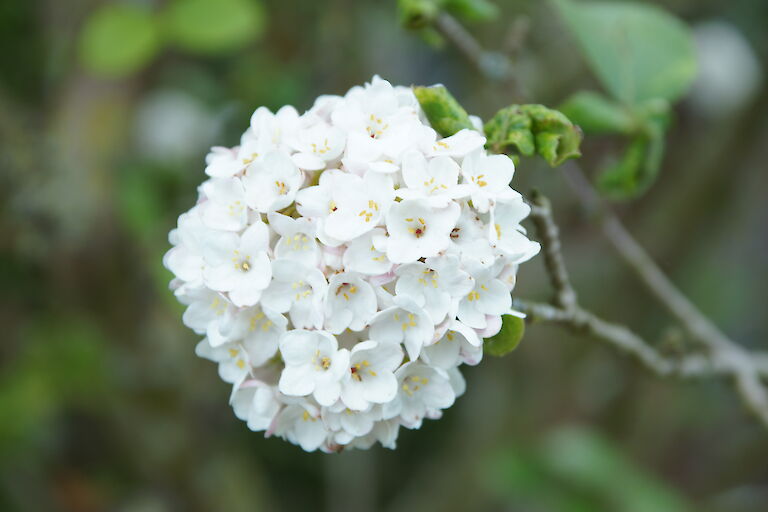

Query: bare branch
left=428, top=10, right=768, bottom=429
left=525, top=193, right=768, bottom=428
left=433, top=13, right=520, bottom=91
left=528, top=193, right=578, bottom=311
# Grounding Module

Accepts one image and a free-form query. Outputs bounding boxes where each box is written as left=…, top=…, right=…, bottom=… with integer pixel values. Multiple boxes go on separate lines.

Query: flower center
left=357, top=200, right=379, bottom=223
left=350, top=360, right=374, bottom=381
left=311, top=138, right=331, bottom=155
left=335, top=282, right=358, bottom=300
left=405, top=217, right=427, bottom=238
left=228, top=200, right=244, bottom=217
left=471, top=174, right=488, bottom=187
left=232, top=251, right=252, bottom=272
left=366, top=114, right=389, bottom=139
left=402, top=375, right=429, bottom=396
left=275, top=180, right=288, bottom=195
left=314, top=350, right=332, bottom=371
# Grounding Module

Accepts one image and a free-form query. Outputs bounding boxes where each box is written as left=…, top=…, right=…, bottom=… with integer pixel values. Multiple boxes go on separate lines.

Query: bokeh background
left=2, top=0, right=768, bottom=510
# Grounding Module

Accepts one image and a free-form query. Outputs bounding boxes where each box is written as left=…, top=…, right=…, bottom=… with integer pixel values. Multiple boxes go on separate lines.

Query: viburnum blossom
left=165, top=76, right=540, bottom=452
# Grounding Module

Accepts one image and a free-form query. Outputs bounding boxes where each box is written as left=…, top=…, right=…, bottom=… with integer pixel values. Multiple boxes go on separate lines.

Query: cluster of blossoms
left=164, top=77, right=540, bottom=452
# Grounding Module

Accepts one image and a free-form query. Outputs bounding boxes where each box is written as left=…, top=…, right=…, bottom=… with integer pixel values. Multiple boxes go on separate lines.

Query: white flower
left=268, top=212, right=320, bottom=267
left=248, top=105, right=300, bottom=154
left=204, top=146, right=243, bottom=178
left=164, top=206, right=209, bottom=285
left=341, top=227, right=392, bottom=276
left=232, top=384, right=281, bottom=432
left=202, top=221, right=272, bottom=307
left=243, top=151, right=303, bottom=213
left=290, top=119, right=346, bottom=170
left=167, top=76, right=542, bottom=451
left=394, top=255, right=473, bottom=324
left=490, top=196, right=541, bottom=263
left=201, top=178, right=248, bottom=231
left=384, top=362, right=455, bottom=429
left=397, top=151, right=470, bottom=205
left=324, top=272, right=377, bottom=334
left=261, top=259, right=327, bottom=329
left=340, top=341, right=402, bottom=411
left=221, top=305, right=287, bottom=365
left=369, top=298, right=434, bottom=361
left=272, top=402, right=327, bottom=452
left=322, top=171, right=394, bottom=242
left=461, top=150, right=516, bottom=213
left=421, top=320, right=483, bottom=369
left=278, top=330, right=350, bottom=406
left=178, top=286, right=236, bottom=340
left=322, top=402, right=380, bottom=443
left=446, top=203, right=495, bottom=264
left=385, top=199, right=460, bottom=263
left=424, top=128, right=485, bottom=158
left=195, top=337, right=252, bottom=386
left=458, top=261, right=512, bottom=329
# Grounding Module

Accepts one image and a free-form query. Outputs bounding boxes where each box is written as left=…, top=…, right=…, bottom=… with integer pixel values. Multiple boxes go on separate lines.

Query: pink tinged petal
left=476, top=314, right=503, bottom=338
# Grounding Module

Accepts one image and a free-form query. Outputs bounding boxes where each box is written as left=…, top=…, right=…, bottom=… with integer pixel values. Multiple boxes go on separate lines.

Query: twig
left=429, top=10, right=768, bottom=429
left=524, top=196, right=768, bottom=428
left=432, top=13, right=520, bottom=92
left=528, top=193, right=577, bottom=311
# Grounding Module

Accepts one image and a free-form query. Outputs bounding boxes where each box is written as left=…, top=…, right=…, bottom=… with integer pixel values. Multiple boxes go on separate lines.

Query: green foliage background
left=1, top=0, right=767, bottom=510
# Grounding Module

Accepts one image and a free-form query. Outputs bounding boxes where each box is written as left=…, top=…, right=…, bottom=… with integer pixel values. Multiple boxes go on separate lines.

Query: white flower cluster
left=164, top=77, right=540, bottom=452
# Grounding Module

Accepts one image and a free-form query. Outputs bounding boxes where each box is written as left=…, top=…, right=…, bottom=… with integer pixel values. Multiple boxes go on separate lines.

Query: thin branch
left=429, top=10, right=768, bottom=429
left=528, top=193, right=578, bottom=311
left=433, top=13, right=520, bottom=92
left=525, top=196, right=768, bottom=428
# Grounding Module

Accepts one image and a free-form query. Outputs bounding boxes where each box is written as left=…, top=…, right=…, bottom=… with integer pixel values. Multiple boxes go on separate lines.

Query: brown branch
left=524, top=194, right=768, bottom=428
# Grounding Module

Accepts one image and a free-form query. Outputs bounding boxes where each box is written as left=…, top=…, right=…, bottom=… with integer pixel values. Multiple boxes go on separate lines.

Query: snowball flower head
left=165, top=76, right=540, bottom=452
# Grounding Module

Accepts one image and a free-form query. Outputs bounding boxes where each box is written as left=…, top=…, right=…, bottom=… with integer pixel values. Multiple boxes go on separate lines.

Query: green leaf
left=551, top=0, right=697, bottom=105
left=398, top=0, right=441, bottom=29
left=559, top=91, right=636, bottom=134
left=484, top=104, right=582, bottom=166
left=413, top=85, right=475, bottom=137
left=78, top=4, right=160, bottom=77
left=484, top=315, right=525, bottom=357
left=164, top=0, right=265, bottom=55
left=540, top=427, right=691, bottom=512
left=444, top=0, right=499, bottom=22
left=598, top=101, right=669, bottom=199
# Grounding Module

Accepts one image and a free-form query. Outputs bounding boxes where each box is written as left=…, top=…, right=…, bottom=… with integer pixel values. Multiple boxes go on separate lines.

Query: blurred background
left=1, top=0, right=767, bottom=510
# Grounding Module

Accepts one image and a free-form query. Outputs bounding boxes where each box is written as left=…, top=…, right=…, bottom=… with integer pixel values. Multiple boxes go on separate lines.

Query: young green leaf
left=398, top=0, right=442, bottom=29
left=559, top=91, right=637, bottom=135
left=164, top=0, right=265, bottom=55
left=551, top=0, right=697, bottom=105
left=79, top=4, right=160, bottom=78
left=444, top=0, right=499, bottom=22
left=484, top=315, right=525, bottom=357
left=598, top=123, right=665, bottom=199
left=413, top=85, right=475, bottom=137
left=484, top=104, right=582, bottom=166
